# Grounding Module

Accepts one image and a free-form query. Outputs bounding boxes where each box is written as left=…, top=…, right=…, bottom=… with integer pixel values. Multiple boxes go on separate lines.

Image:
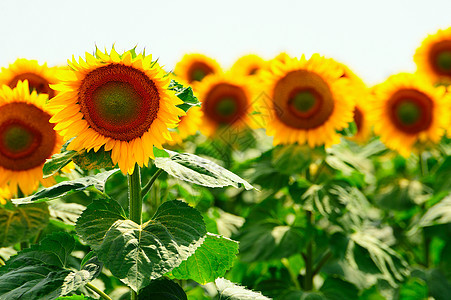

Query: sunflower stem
left=86, top=282, right=112, bottom=300
left=303, top=210, right=314, bottom=291
left=141, top=168, right=164, bottom=198
left=418, top=152, right=427, bottom=177
left=128, top=165, right=142, bottom=300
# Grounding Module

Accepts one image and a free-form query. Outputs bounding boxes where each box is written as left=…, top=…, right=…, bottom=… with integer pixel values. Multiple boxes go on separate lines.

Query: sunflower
left=368, top=73, right=449, bottom=156
left=338, top=63, right=372, bottom=142
left=174, top=53, right=221, bottom=84
left=0, top=187, right=12, bottom=205
left=0, top=58, right=59, bottom=98
left=48, top=48, right=185, bottom=175
left=230, top=54, right=267, bottom=77
left=167, top=106, right=203, bottom=145
left=0, top=81, right=66, bottom=195
left=414, top=27, right=451, bottom=85
left=257, top=54, right=356, bottom=148
left=196, top=72, right=256, bottom=137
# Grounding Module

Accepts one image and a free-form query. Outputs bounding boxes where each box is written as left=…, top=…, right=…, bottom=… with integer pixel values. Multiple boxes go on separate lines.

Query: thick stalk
left=127, top=165, right=142, bottom=300
left=86, top=282, right=112, bottom=300
left=304, top=210, right=314, bottom=291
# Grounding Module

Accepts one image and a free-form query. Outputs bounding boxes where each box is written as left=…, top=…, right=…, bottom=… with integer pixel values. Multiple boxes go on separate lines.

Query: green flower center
left=192, top=69, right=207, bottom=82
left=436, top=51, right=451, bottom=72
left=2, top=124, right=34, bottom=153
left=291, top=91, right=317, bottom=113
left=92, top=81, right=141, bottom=126
left=216, top=97, right=238, bottom=116
left=396, top=100, right=421, bottom=125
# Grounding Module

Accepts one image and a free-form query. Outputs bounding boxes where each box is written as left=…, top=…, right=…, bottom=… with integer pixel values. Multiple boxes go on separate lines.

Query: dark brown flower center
left=203, top=83, right=248, bottom=125
left=429, top=40, right=451, bottom=76
left=78, top=64, right=160, bottom=141
left=387, top=89, right=433, bottom=134
left=187, top=62, right=214, bottom=82
left=9, top=73, right=55, bottom=98
left=0, top=103, right=55, bottom=170
left=273, top=70, right=335, bottom=129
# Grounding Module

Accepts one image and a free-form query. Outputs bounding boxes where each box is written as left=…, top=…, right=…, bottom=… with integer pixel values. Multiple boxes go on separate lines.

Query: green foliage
left=215, top=278, right=271, bottom=300
left=0, top=232, right=102, bottom=300
left=43, top=149, right=78, bottom=178
left=76, top=199, right=207, bottom=292
left=0, top=203, right=49, bottom=247
left=170, top=233, right=239, bottom=284
left=168, top=79, right=201, bottom=113
left=12, top=169, right=119, bottom=204
left=154, top=149, right=253, bottom=190
left=138, top=278, right=187, bottom=300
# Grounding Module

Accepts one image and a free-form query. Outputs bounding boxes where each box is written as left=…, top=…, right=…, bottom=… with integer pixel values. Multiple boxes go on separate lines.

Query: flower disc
left=196, top=73, right=256, bottom=137
left=0, top=58, right=58, bottom=98
left=368, top=73, right=449, bottom=156
left=414, top=27, right=451, bottom=84
left=78, top=64, right=159, bottom=141
left=0, top=81, right=66, bottom=195
left=273, top=70, right=334, bottom=129
left=257, top=54, right=357, bottom=147
left=49, top=48, right=185, bottom=174
left=174, top=54, right=221, bottom=84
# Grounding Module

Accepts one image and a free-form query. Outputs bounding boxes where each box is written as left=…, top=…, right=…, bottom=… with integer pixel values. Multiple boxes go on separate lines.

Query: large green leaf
left=319, top=276, right=359, bottom=300
left=76, top=199, right=206, bottom=292
left=12, top=169, right=119, bottom=205
left=170, top=233, right=238, bottom=284
left=0, top=203, right=49, bottom=247
left=215, top=278, right=270, bottom=300
left=49, top=201, right=86, bottom=226
left=0, top=232, right=102, bottom=300
left=154, top=149, right=253, bottom=190
left=138, top=278, right=187, bottom=300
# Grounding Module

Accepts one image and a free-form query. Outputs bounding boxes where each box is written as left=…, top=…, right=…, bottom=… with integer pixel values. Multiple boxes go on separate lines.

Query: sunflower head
left=230, top=54, right=267, bottom=77
left=174, top=53, right=221, bottom=84
left=49, top=47, right=185, bottom=174
left=414, top=27, right=451, bottom=85
left=0, top=80, right=66, bottom=195
left=195, top=72, right=257, bottom=137
left=257, top=54, right=357, bottom=148
left=0, top=58, right=59, bottom=99
left=368, top=73, right=449, bottom=156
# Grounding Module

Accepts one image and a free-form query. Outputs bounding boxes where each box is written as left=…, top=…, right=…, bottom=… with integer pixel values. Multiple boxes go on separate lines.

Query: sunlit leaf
left=215, top=278, right=271, bottom=300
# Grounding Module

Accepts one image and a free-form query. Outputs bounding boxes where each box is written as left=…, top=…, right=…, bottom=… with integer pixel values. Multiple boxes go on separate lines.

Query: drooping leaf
left=12, top=169, right=119, bottom=204
left=43, top=149, right=78, bottom=178
left=49, top=201, right=86, bottom=226
left=170, top=233, right=239, bottom=284
left=0, top=203, right=49, bottom=247
left=154, top=149, right=253, bottom=190
left=215, top=278, right=271, bottom=300
left=0, top=232, right=101, bottom=300
left=77, top=199, right=207, bottom=292
left=138, top=278, right=187, bottom=300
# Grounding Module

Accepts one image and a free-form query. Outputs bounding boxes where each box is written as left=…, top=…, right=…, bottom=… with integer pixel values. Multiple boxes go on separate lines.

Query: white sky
left=0, top=0, right=450, bottom=85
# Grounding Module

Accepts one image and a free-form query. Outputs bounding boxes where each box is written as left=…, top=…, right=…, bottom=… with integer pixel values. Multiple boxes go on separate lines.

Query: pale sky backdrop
left=0, top=0, right=450, bottom=85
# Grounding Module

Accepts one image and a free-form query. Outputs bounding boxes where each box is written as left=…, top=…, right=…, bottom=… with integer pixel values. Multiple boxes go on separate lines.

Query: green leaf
left=168, top=79, right=200, bottom=113
left=138, top=278, right=187, bottom=300
left=154, top=150, right=253, bottom=190
left=72, top=148, right=114, bottom=171
left=43, top=149, right=78, bottom=178
left=76, top=198, right=126, bottom=251
left=57, top=295, right=96, bottom=300
left=319, top=276, right=359, bottom=300
left=77, top=199, right=207, bottom=292
left=170, top=233, right=239, bottom=284
left=49, top=201, right=86, bottom=226
left=12, top=169, right=119, bottom=204
left=271, top=144, right=312, bottom=175
left=398, top=277, right=427, bottom=300
left=347, top=231, right=409, bottom=287
left=0, top=203, right=49, bottom=247
left=215, top=278, right=271, bottom=300
left=416, top=195, right=451, bottom=228
left=0, top=232, right=101, bottom=300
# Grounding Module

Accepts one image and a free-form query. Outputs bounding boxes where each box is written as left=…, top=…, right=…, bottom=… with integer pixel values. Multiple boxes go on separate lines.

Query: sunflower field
left=1, top=24, right=451, bottom=300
